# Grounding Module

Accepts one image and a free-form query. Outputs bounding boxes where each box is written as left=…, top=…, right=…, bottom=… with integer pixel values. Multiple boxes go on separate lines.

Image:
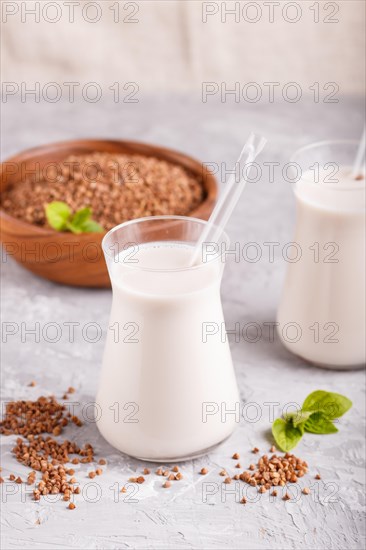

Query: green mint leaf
left=79, top=219, right=104, bottom=233
left=302, top=390, right=352, bottom=420
left=272, top=418, right=303, bottom=452
left=304, top=412, right=338, bottom=434
left=45, top=201, right=71, bottom=231
left=65, top=221, right=83, bottom=235
left=71, top=207, right=92, bottom=227
left=284, top=410, right=313, bottom=427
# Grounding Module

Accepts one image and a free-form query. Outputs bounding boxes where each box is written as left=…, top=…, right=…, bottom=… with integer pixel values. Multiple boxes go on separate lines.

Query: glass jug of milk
left=97, top=216, right=239, bottom=461
left=277, top=140, right=365, bottom=369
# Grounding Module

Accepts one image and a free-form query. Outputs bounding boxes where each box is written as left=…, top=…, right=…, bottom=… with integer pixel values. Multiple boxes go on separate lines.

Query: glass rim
left=290, top=139, right=365, bottom=191
left=102, top=215, right=229, bottom=273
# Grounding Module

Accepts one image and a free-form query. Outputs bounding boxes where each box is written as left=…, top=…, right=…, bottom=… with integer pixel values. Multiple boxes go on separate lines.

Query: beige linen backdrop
left=1, top=0, right=365, bottom=95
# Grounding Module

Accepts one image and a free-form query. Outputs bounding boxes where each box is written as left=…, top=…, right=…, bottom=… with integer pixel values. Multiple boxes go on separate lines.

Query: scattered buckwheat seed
left=239, top=451, right=309, bottom=496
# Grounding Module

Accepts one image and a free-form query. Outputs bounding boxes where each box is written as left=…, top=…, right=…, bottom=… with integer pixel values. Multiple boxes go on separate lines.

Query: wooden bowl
left=0, top=139, right=218, bottom=287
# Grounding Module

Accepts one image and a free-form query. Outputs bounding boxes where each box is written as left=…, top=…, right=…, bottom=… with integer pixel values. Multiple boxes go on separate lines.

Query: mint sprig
left=272, top=390, right=352, bottom=451
left=45, top=202, right=104, bottom=234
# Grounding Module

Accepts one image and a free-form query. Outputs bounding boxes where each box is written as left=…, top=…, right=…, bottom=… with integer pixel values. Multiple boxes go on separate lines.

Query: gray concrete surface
left=1, top=95, right=365, bottom=549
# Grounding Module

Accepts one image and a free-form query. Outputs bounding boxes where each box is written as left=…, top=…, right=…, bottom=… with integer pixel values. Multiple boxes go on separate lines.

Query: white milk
left=277, top=167, right=365, bottom=368
left=97, top=243, right=239, bottom=461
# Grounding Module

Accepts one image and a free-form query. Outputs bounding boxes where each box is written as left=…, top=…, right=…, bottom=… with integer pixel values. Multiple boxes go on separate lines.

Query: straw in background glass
left=352, top=127, right=366, bottom=179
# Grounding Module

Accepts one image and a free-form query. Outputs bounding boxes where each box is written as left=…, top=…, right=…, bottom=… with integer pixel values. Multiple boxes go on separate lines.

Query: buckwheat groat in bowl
left=0, top=139, right=217, bottom=287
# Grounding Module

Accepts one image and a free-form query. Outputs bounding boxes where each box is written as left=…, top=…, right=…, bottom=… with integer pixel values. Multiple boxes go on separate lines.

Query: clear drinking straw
left=351, top=127, right=366, bottom=179
left=190, top=133, right=267, bottom=266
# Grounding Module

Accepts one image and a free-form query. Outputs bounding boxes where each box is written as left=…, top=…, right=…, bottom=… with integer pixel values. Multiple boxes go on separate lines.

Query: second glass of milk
left=97, top=216, right=239, bottom=461
left=277, top=140, right=365, bottom=369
